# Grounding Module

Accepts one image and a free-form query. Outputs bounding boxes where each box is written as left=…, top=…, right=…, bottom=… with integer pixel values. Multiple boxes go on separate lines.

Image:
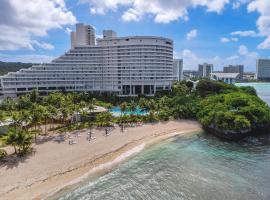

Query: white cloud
left=0, top=54, right=55, bottom=63
left=238, top=45, right=249, bottom=55
left=232, top=2, right=241, bottom=9
left=232, top=0, right=252, bottom=9
left=175, top=45, right=258, bottom=71
left=230, top=30, right=258, bottom=37
left=0, top=0, right=76, bottom=51
left=81, top=0, right=229, bottom=23
left=247, top=0, right=270, bottom=49
left=220, top=37, right=230, bottom=43
left=220, top=37, right=238, bottom=43
left=31, top=41, right=54, bottom=50
left=65, top=27, right=72, bottom=35
left=176, top=49, right=221, bottom=70
left=231, top=37, right=239, bottom=42
left=186, top=29, right=198, bottom=40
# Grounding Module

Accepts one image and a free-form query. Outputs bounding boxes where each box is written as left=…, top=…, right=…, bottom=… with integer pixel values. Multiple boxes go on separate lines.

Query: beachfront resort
left=0, top=22, right=270, bottom=199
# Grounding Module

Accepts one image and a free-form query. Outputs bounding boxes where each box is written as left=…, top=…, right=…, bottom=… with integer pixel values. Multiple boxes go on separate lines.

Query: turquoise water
left=53, top=133, right=270, bottom=200
left=109, top=106, right=148, bottom=116
left=52, top=83, right=270, bottom=200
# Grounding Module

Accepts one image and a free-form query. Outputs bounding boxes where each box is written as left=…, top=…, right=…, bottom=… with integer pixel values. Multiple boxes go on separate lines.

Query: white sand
left=0, top=120, right=202, bottom=200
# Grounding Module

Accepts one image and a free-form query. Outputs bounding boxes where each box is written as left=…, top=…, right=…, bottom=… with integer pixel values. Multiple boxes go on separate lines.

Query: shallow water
left=52, top=82, right=270, bottom=200
left=53, top=133, right=270, bottom=200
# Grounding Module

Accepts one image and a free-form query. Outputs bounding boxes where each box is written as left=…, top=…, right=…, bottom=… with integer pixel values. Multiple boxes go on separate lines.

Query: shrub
left=196, top=79, right=236, bottom=97
left=197, top=92, right=270, bottom=139
left=0, top=149, right=7, bottom=161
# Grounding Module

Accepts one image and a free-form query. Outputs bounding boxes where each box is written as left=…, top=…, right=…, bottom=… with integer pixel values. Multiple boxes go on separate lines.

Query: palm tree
left=120, top=102, right=128, bottom=116
left=30, top=104, right=45, bottom=141
left=43, top=108, right=50, bottom=135
left=139, top=98, right=149, bottom=112
left=3, top=127, right=33, bottom=156
left=129, top=101, right=137, bottom=113
left=47, top=105, right=58, bottom=130
left=95, top=112, right=113, bottom=127
left=119, top=102, right=128, bottom=130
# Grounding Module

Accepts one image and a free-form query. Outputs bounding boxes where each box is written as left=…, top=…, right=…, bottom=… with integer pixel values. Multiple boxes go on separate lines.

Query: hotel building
left=0, top=23, right=177, bottom=98
left=256, top=59, right=270, bottom=81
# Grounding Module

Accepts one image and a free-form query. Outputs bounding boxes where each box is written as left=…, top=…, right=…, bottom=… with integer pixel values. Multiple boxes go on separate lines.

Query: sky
left=0, top=0, right=269, bottom=72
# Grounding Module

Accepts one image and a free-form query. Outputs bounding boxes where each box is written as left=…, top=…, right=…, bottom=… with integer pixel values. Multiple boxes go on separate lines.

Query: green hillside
left=0, top=61, right=32, bottom=75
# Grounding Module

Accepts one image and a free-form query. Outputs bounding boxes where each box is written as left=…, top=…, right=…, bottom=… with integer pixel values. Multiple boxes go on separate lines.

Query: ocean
left=51, top=83, right=270, bottom=200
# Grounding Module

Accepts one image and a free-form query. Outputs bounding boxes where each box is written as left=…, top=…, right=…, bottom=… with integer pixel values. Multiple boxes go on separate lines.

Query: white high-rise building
left=71, top=23, right=96, bottom=48
left=256, top=59, right=270, bottom=81
left=173, top=59, right=183, bottom=81
left=0, top=23, right=176, bottom=98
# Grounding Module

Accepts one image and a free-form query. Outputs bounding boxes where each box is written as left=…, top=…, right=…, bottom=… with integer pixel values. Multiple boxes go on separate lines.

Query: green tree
left=4, top=128, right=33, bottom=156
left=0, top=149, right=7, bottom=161
left=120, top=102, right=128, bottom=115
left=95, top=112, right=113, bottom=127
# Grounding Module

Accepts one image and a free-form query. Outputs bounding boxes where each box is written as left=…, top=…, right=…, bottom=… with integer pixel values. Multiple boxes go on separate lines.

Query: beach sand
left=0, top=120, right=202, bottom=200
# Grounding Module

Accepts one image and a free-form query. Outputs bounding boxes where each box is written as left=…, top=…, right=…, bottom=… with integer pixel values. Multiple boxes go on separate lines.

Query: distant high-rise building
left=71, top=23, right=96, bottom=48
left=223, top=65, right=244, bottom=79
left=198, top=63, right=213, bottom=78
left=103, top=30, right=117, bottom=39
left=257, top=59, right=270, bottom=81
left=173, top=59, right=183, bottom=81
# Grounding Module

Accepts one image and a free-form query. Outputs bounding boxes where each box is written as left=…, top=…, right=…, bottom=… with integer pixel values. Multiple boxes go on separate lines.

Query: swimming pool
left=109, top=106, right=148, bottom=116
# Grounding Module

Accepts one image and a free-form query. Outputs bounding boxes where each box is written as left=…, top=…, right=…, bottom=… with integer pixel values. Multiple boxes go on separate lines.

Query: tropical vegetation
left=0, top=79, right=269, bottom=159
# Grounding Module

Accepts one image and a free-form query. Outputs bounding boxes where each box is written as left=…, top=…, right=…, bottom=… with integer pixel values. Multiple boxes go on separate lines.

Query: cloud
left=247, top=0, right=270, bottom=49
left=220, top=37, right=238, bottom=43
left=0, top=54, right=55, bottom=63
left=186, top=29, right=198, bottom=40
left=0, top=0, right=76, bottom=51
left=175, top=49, right=221, bottom=70
left=232, top=0, right=252, bottom=9
left=81, top=0, right=229, bottom=23
left=230, top=30, right=258, bottom=37
left=220, top=37, right=230, bottom=43
left=175, top=45, right=258, bottom=71
left=238, top=45, right=249, bottom=55
left=65, top=27, right=72, bottom=35
left=31, top=41, right=54, bottom=50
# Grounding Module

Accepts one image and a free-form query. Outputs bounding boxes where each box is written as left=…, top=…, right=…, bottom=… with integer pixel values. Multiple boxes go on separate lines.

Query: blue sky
left=0, top=0, right=269, bottom=72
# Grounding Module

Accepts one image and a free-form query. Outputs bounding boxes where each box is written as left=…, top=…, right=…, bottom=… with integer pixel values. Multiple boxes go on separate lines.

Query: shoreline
left=47, top=129, right=199, bottom=200
left=0, top=120, right=202, bottom=200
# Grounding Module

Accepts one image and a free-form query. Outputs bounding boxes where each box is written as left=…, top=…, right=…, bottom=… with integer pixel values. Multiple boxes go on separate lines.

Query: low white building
left=211, top=73, right=240, bottom=84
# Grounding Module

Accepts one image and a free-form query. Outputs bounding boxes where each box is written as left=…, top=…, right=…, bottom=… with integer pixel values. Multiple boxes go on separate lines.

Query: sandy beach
left=0, top=120, right=201, bottom=200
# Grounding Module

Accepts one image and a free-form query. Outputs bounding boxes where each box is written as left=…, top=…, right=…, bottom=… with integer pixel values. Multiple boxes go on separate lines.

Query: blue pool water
left=109, top=106, right=148, bottom=116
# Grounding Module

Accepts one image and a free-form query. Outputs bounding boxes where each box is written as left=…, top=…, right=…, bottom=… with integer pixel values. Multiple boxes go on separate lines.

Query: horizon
left=0, top=0, right=270, bottom=72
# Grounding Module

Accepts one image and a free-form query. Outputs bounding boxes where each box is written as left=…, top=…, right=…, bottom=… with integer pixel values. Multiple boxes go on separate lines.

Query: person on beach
left=105, top=127, right=109, bottom=136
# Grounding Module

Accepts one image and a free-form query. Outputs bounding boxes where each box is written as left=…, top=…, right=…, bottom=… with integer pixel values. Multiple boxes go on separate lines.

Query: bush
left=239, top=86, right=257, bottom=96
left=197, top=92, right=270, bottom=139
left=0, top=149, right=7, bottom=161
left=196, top=79, right=236, bottom=97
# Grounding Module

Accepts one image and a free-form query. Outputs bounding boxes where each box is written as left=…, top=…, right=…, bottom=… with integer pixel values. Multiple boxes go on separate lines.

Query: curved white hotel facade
left=0, top=23, right=178, bottom=98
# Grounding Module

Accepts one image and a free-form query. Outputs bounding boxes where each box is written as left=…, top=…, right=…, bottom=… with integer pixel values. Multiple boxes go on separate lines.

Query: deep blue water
left=51, top=83, right=270, bottom=200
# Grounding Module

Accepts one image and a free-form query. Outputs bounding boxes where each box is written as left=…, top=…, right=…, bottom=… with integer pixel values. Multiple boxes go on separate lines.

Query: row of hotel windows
left=3, top=77, right=175, bottom=86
